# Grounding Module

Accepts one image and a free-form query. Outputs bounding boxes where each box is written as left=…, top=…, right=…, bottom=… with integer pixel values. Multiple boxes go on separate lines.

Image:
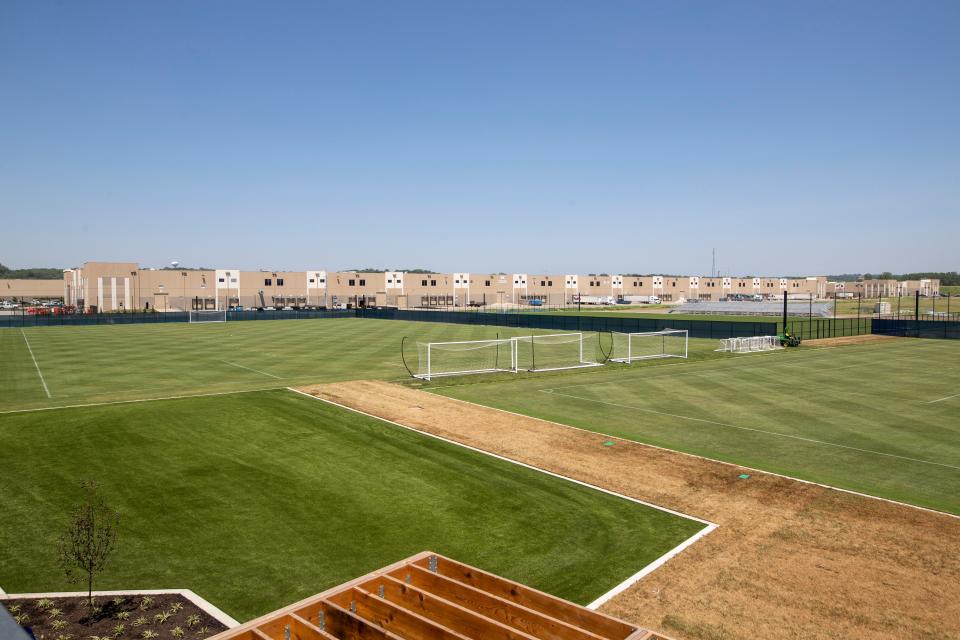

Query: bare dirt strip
left=295, top=381, right=960, bottom=640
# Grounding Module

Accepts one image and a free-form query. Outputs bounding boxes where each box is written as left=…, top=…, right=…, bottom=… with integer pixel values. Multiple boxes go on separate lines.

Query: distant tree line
left=829, top=272, right=960, bottom=285
left=0, top=263, right=63, bottom=279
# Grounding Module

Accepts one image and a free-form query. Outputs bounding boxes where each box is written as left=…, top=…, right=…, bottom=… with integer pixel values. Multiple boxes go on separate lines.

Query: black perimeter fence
left=4, top=307, right=958, bottom=341
left=0, top=309, right=353, bottom=328
left=356, top=308, right=777, bottom=339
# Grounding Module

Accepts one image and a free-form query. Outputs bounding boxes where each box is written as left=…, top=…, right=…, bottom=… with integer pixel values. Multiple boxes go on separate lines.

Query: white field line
left=927, top=392, right=960, bottom=404
left=220, top=360, right=282, bottom=379
left=543, top=390, right=960, bottom=472
left=0, top=386, right=287, bottom=416
left=285, top=387, right=718, bottom=609
left=432, top=392, right=960, bottom=520
left=20, top=329, right=51, bottom=398
left=0, top=589, right=239, bottom=627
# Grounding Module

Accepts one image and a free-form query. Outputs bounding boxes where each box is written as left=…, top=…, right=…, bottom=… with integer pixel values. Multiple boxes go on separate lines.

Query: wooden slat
left=358, top=575, right=540, bottom=640
left=414, top=555, right=637, bottom=639
left=328, top=587, right=471, bottom=640
left=387, top=565, right=606, bottom=640
left=257, top=614, right=334, bottom=640
left=293, top=600, right=402, bottom=640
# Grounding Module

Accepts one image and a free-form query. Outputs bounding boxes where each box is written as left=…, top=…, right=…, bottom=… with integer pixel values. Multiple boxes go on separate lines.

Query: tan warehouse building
left=48, top=262, right=838, bottom=312
left=2, top=264, right=943, bottom=312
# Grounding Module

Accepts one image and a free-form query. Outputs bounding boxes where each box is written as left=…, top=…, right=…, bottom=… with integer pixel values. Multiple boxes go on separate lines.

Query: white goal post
left=610, top=329, right=688, bottom=363
left=189, top=310, right=227, bottom=323
left=414, top=338, right=517, bottom=380
left=514, top=332, right=604, bottom=372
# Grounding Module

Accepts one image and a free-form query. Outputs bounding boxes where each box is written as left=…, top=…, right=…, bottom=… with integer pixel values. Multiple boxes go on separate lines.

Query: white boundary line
left=220, top=360, right=282, bottom=379
left=432, top=392, right=960, bottom=520
left=0, top=387, right=287, bottom=416
left=543, top=389, right=960, bottom=471
left=927, top=392, right=959, bottom=404
left=20, top=329, right=51, bottom=398
left=0, top=589, right=239, bottom=628
left=285, top=387, right=718, bottom=610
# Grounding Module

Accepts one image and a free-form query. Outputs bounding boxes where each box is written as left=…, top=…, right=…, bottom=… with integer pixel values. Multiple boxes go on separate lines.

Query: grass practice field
left=2, top=316, right=958, bottom=628
left=1, top=319, right=556, bottom=412
left=0, top=388, right=704, bottom=620
left=429, top=337, right=960, bottom=514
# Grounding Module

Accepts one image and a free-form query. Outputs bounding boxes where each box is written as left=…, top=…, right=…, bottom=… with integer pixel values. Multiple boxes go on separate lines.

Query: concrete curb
left=0, top=589, right=239, bottom=628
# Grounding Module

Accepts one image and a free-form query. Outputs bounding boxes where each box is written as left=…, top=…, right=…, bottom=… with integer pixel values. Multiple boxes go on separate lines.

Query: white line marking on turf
left=0, top=387, right=286, bottom=415
left=433, top=392, right=960, bottom=520
left=927, top=392, right=960, bottom=404
left=285, top=387, right=718, bottom=609
left=20, top=329, right=51, bottom=398
left=543, top=390, right=960, bottom=471
left=220, top=360, right=282, bottom=379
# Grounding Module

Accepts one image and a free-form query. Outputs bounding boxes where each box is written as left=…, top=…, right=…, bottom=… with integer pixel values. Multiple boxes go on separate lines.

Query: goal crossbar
left=610, top=329, right=688, bottom=363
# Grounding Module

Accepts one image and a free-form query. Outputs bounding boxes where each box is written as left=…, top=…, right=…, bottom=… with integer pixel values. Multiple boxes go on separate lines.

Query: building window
left=548, top=281, right=553, bottom=287
left=264, top=278, right=272, bottom=286
left=277, top=278, right=284, bottom=286
left=359, top=279, right=366, bottom=286
left=430, top=280, right=437, bottom=286
left=349, top=279, right=356, bottom=286
left=421, top=279, right=428, bottom=286
left=485, top=280, right=491, bottom=286
left=319, top=278, right=325, bottom=284
left=309, top=278, right=315, bottom=284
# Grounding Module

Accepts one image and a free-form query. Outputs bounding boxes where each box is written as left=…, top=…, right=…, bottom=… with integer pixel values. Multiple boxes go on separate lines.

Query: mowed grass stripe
left=0, top=388, right=703, bottom=621
left=437, top=338, right=960, bottom=514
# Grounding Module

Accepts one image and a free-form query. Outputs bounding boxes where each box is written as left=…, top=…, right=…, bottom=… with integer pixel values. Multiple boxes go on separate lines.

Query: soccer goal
left=610, top=329, right=688, bottom=363
left=514, top=332, right=604, bottom=372
left=413, top=338, right=517, bottom=380
left=189, top=310, right=227, bottom=323
left=717, top=335, right=782, bottom=353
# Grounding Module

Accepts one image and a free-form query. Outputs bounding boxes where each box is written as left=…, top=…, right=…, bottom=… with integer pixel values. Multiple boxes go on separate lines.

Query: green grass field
left=2, top=316, right=958, bottom=625
left=0, top=388, right=704, bottom=620
left=1, top=319, right=564, bottom=412
left=430, top=338, right=960, bottom=514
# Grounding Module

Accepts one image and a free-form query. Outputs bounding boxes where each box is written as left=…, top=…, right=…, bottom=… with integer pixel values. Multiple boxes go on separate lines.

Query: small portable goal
left=717, top=335, right=782, bottom=353
left=610, top=329, right=688, bottom=363
left=189, top=310, right=227, bottom=323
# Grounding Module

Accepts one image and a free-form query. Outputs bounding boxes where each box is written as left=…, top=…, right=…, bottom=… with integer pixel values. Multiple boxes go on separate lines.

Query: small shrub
left=171, top=627, right=185, bottom=639
left=133, top=616, right=148, bottom=627
left=49, top=607, right=64, bottom=618
left=113, top=622, right=126, bottom=636
left=14, top=613, right=29, bottom=625
left=138, top=597, right=154, bottom=610
left=7, top=604, right=22, bottom=614
left=184, top=615, right=200, bottom=628
left=142, top=631, right=159, bottom=639
left=52, top=619, right=69, bottom=631
left=169, top=603, right=183, bottom=614
left=117, top=611, right=132, bottom=621
left=112, top=597, right=126, bottom=606
left=194, top=627, right=210, bottom=637
left=36, top=598, right=55, bottom=609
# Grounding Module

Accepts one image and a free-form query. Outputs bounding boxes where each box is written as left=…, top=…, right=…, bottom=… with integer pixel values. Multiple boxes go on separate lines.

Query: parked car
left=0, top=300, right=19, bottom=310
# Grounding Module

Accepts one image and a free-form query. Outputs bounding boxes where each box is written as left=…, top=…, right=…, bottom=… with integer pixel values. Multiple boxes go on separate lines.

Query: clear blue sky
left=1, top=1, right=957, bottom=276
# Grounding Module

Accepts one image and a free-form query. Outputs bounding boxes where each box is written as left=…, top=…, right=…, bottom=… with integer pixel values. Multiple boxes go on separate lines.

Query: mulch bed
left=3, top=593, right=227, bottom=640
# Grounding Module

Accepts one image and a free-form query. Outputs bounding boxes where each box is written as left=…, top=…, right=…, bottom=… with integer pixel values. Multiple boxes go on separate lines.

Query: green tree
left=57, top=480, right=120, bottom=606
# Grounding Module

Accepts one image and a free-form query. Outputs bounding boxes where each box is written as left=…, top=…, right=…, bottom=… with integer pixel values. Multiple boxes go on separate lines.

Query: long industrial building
left=0, top=262, right=942, bottom=312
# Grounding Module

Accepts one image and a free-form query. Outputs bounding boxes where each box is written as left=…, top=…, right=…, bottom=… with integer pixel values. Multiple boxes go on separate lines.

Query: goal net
left=189, top=310, right=227, bottom=323
left=717, top=335, right=782, bottom=353
left=415, top=339, right=517, bottom=380
left=611, top=329, right=688, bottom=363
left=514, top=332, right=603, bottom=372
